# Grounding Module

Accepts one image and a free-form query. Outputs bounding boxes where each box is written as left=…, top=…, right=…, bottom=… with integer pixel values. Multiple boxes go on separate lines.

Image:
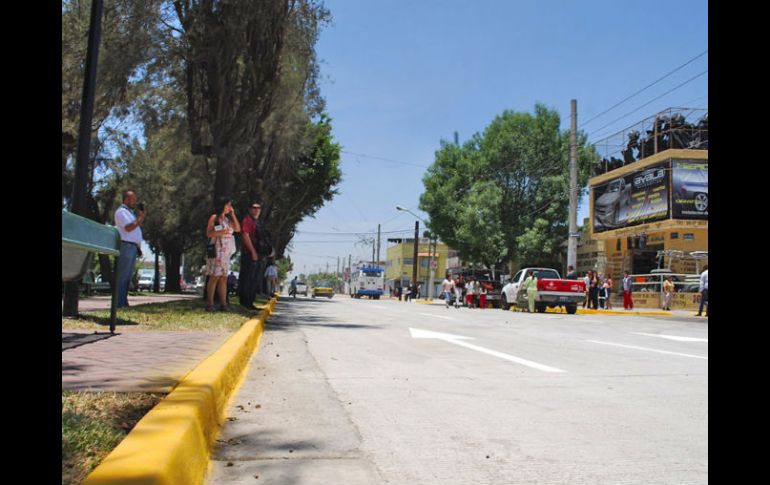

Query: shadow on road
left=267, top=297, right=382, bottom=331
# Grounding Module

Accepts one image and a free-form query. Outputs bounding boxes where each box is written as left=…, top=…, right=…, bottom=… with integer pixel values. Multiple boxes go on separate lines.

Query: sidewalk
left=63, top=293, right=229, bottom=393
left=63, top=330, right=232, bottom=393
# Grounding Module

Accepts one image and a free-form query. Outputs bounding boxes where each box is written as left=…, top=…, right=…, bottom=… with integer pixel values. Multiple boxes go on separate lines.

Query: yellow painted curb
left=505, top=305, right=671, bottom=317
left=83, top=297, right=279, bottom=485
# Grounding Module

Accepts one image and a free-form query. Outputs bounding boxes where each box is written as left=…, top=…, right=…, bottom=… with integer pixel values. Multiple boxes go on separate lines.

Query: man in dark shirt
left=239, top=202, right=261, bottom=310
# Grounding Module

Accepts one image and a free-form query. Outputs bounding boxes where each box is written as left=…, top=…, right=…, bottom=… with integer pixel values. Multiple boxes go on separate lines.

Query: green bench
left=62, top=210, right=121, bottom=332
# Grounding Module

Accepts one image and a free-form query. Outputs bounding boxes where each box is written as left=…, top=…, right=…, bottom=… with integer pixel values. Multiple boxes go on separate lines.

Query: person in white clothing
left=696, top=266, right=708, bottom=317
left=114, top=190, right=146, bottom=308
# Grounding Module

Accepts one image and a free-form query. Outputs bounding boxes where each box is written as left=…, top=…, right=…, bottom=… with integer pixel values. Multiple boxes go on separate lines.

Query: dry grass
left=62, top=391, right=163, bottom=485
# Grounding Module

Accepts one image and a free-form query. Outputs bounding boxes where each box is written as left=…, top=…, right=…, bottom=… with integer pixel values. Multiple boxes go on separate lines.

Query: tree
left=420, top=104, right=597, bottom=272
left=171, top=0, right=292, bottom=199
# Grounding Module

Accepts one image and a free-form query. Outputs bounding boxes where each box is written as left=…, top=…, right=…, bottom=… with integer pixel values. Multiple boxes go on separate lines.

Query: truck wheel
left=536, top=303, right=546, bottom=313
left=566, top=304, right=578, bottom=315
left=501, top=294, right=508, bottom=310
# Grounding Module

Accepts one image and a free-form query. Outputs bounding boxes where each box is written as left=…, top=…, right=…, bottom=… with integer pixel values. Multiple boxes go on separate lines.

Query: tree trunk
left=165, top=248, right=182, bottom=293
left=98, top=253, right=114, bottom=284
left=63, top=281, right=80, bottom=317
left=153, top=253, right=161, bottom=293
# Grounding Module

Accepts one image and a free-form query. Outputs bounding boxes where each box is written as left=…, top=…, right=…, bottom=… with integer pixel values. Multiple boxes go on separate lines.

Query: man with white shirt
left=114, top=190, right=146, bottom=308
left=696, top=266, right=708, bottom=317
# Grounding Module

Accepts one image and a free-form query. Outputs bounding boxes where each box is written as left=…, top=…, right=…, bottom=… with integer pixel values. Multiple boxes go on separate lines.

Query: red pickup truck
left=501, top=268, right=586, bottom=314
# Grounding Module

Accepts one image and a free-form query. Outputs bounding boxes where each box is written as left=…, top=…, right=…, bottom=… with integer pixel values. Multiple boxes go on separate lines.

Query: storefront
left=589, top=148, right=707, bottom=310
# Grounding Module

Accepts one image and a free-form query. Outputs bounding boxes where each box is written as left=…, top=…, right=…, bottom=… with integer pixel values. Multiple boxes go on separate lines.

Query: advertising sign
left=593, top=162, right=670, bottom=233
left=671, top=160, right=708, bottom=219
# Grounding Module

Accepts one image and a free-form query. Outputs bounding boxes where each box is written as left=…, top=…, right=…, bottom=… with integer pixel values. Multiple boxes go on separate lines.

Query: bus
left=350, top=267, right=385, bottom=299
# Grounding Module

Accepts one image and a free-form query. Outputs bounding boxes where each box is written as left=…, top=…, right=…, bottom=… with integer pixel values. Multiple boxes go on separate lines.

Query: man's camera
left=137, top=203, right=145, bottom=211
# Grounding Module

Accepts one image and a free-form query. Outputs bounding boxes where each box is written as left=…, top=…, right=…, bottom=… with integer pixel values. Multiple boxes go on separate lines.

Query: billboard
left=671, top=160, right=708, bottom=219
left=593, top=162, right=670, bottom=233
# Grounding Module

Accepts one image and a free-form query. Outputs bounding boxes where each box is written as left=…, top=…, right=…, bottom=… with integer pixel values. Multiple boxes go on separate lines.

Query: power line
left=341, top=150, right=428, bottom=169
left=581, top=50, right=708, bottom=128
left=588, top=70, right=708, bottom=140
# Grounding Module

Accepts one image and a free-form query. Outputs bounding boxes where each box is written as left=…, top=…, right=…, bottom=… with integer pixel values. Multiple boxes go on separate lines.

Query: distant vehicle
left=295, top=281, right=308, bottom=296
left=160, top=276, right=166, bottom=291
left=350, top=267, right=384, bottom=299
left=501, top=267, right=586, bottom=314
left=137, top=269, right=155, bottom=291
left=312, top=282, right=334, bottom=298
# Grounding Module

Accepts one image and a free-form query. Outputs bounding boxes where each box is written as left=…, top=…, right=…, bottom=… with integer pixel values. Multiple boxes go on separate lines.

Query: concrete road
left=208, top=296, right=707, bottom=485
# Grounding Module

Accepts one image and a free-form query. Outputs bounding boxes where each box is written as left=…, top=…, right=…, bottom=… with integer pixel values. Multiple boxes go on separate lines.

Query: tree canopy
left=419, top=104, right=597, bottom=272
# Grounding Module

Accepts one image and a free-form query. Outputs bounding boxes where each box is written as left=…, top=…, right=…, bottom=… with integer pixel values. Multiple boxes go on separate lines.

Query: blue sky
left=282, top=0, right=708, bottom=276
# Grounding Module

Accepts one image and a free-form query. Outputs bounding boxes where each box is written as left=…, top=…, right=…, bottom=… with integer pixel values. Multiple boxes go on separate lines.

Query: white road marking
left=587, top=340, right=708, bottom=360
left=410, top=328, right=566, bottom=373
left=632, top=332, right=708, bottom=343
left=369, top=305, right=388, bottom=310
left=418, top=313, right=455, bottom=321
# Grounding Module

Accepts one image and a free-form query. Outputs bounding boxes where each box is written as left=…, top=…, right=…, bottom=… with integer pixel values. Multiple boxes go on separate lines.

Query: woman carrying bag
left=205, top=196, right=241, bottom=311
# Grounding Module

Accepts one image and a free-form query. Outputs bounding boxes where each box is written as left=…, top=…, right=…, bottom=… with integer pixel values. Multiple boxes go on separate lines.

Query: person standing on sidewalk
left=478, top=281, right=488, bottom=309
left=604, top=274, right=614, bottom=310
left=205, top=197, right=241, bottom=311
left=264, top=257, right=278, bottom=296
left=622, top=271, right=634, bottom=310
left=662, top=276, right=674, bottom=311
left=588, top=271, right=600, bottom=310
left=522, top=270, right=538, bottom=313
left=239, top=202, right=261, bottom=310
left=696, top=266, right=708, bottom=316
left=583, top=271, right=592, bottom=308
left=114, top=190, right=146, bottom=308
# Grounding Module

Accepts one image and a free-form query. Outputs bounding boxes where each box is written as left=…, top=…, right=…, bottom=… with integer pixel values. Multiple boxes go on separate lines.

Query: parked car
left=501, top=267, right=586, bottom=314
left=295, top=281, right=308, bottom=296
left=137, top=269, right=154, bottom=291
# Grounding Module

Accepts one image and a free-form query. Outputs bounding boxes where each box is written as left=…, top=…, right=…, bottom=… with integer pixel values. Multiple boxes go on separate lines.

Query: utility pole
left=454, top=131, right=459, bottom=146
left=567, top=99, right=579, bottom=272
left=337, top=256, right=340, bottom=276
left=376, top=224, right=381, bottom=269
left=412, top=221, right=419, bottom=288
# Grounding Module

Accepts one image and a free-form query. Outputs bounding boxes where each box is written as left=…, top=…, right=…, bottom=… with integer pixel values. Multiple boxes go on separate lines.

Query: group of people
left=582, top=270, right=615, bottom=310
left=439, top=275, right=489, bottom=309
left=393, top=283, right=422, bottom=302
left=203, top=196, right=276, bottom=312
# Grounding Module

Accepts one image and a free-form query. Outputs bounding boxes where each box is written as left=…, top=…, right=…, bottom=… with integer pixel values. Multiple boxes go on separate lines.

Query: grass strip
left=62, top=391, right=163, bottom=485
left=62, top=295, right=272, bottom=332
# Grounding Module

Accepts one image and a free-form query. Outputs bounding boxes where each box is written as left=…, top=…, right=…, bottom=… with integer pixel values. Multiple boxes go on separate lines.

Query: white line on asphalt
left=369, top=305, right=388, bottom=310
left=418, top=313, right=455, bottom=320
left=631, top=332, right=708, bottom=343
left=410, top=328, right=566, bottom=373
left=587, top=340, right=708, bottom=360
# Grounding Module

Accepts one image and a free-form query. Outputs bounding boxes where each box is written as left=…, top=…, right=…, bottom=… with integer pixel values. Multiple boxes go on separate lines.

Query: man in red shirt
left=239, top=202, right=261, bottom=310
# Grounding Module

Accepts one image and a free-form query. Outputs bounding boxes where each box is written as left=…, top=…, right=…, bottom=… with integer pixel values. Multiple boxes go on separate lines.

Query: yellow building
left=589, top=148, right=708, bottom=277
left=385, top=238, right=450, bottom=292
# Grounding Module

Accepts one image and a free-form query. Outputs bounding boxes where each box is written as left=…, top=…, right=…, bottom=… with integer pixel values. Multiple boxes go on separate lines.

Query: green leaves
left=420, top=104, right=597, bottom=270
